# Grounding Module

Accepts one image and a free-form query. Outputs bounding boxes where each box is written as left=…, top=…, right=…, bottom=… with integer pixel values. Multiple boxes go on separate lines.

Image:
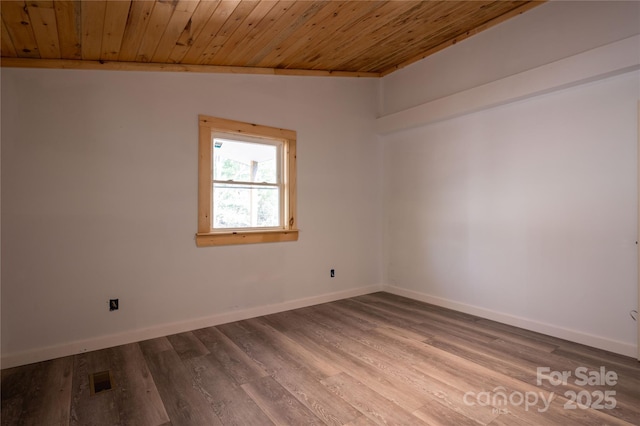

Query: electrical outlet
left=330, top=269, right=335, bottom=278
left=109, top=299, right=119, bottom=311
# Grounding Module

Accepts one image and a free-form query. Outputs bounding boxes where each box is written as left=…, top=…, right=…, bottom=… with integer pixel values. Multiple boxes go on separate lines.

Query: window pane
left=213, top=139, right=278, bottom=183
left=213, top=184, right=280, bottom=228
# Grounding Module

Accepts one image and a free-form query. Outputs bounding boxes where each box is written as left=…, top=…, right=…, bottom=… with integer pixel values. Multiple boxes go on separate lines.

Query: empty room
left=1, top=0, right=639, bottom=425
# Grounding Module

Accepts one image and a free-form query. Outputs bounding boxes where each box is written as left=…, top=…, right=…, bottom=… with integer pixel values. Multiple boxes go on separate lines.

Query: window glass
left=213, top=185, right=280, bottom=228
left=213, top=138, right=278, bottom=184
left=212, top=137, right=281, bottom=229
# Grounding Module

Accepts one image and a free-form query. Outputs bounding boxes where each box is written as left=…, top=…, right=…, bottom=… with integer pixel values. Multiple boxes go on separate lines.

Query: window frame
left=197, top=115, right=298, bottom=247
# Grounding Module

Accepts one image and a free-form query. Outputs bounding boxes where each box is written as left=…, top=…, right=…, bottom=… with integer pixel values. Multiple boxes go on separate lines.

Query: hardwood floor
left=2, top=292, right=639, bottom=425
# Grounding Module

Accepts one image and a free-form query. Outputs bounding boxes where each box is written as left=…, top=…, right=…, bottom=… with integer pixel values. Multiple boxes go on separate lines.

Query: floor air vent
left=89, top=371, right=113, bottom=395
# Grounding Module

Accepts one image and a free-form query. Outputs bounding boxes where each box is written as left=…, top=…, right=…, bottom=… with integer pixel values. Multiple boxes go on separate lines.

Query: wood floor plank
left=363, top=292, right=479, bottom=323
left=108, top=343, right=170, bottom=425
left=428, top=334, right=640, bottom=424
left=2, top=363, right=39, bottom=426
left=299, top=307, right=495, bottom=397
left=2, top=357, right=73, bottom=426
left=412, top=403, right=489, bottom=426
left=138, top=336, right=174, bottom=358
left=293, top=316, right=495, bottom=423
left=491, top=338, right=640, bottom=397
left=343, top=415, right=378, bottom=426
left=142, top=347, right=222, bottom=425
left=222, top=318, right=334, bottom=382
left=36, top=357, right=73, bottom=426
left=245, top=317, right=342, bottom=377
left=310, top=303, right=378, bottom=331
left=295, top=310, right=500, bottom=424
left=551, top=344, right=640, bottom=383
left=360, top=294, right=559, bottom=353
left=322, top=372, right=427, bottom=425
left=185, top=354, right=274, bottom=426
left=241, top=376, right=323, bottom=425
left=69, top=349, right=121, bottom=426
left=216, top=320, right=255, bottom=337
left=224, top=322, right=361, bottom=425
left=261, top=309, right=309, bottom=333
left=335, top=298, right=425, bottom=329
left=2, top=292, right=638, bottom=426
left=70, top=343, right=169, bottom=426
left=409, top=316, right=498, bottom=345
left=166, top=331, right=211, bottom=360
left=9, top=357, right=73, bottom=426
left=438, top=340, right=639, bottom=425
left=192, top=326, right=269, bottom=385
left=286, top=321, right=430, bottom=413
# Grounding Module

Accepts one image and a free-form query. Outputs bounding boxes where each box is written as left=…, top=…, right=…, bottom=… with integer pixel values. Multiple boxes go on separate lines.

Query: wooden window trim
left=196, top=115, right=298, bottom=247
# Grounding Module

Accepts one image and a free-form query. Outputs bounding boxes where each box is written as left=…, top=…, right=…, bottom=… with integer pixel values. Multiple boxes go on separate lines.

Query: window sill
left=196, top=229, right=299, bottom=247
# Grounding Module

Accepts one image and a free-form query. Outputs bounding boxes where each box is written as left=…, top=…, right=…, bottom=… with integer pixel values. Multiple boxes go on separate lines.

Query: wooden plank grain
left=53, top=0, right=81, bottom=59
left=178, top=0, right=241, bottom=64
left=372, top=298, right=559, bottom=353
left=279, top=1, right=382, bottom=70
left=151, top=0, right=199, bottom=62
left=248, top=317, right=342, bottom=377
left=166, top=331, right=211, bottom=360
left=228, top=317, right=337, bottom=381
left=241, top=376, right=323, bottom=426
left=412, top=403, right=487, bottom=426
left=70, top=344, right=170, bottom=426
left=1, top=19, right=18, bottom=57
left=135, top=0, right=175, bottom=62
left=108, top=343, right=170, bottom=426
left=254, top=0, right=343, bottom=68
left=186, top=354, right=275, bottom=426
left=220, top=0, right=293, bottom=66
left=286, top=323, right=427, bottom=413
left=309, top=0, right=421, bottom=71
left=243, top=0, right=325, bottom=67
left=261, top=309, right=309, bottom=333
left=26, top=357, right=73, bottom=425
left=2, top=292, right=638, bottom=426
left=24, top=357, right=73, bottom=426
left=298, top=308, right=501, bottom=424
left=143, top=346, right=222, bottom=425
left=118, top=0, right=155, bottom=62
left=235, top=322, right=360, bottom=425
left=166, top=0, right=220, bottom=63
left=80, top=0, right=105, bottom=60
left=1, top=0, right=40, bottom=58
left=2, top=358, right=73, bottom=426
left=195, top=0, right=260, bottom=65
left=192, top=326, right=269, bottom=385
left=138, top=336, right=174, bottom=358
left=70, top=350, right=120, bottom=426
left=26, top=0, right=61, bottom=58
left=101, top=0, right=131, bottom=61
left=321, top=372, right=427, bottom=426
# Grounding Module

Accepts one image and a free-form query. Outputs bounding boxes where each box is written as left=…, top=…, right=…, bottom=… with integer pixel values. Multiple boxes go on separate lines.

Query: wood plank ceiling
left=1, top=1, right=543, bottom=77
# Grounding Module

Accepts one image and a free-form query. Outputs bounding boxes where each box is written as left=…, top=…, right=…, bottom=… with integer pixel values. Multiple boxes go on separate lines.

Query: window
left=196, top=115, right=298, bottom=247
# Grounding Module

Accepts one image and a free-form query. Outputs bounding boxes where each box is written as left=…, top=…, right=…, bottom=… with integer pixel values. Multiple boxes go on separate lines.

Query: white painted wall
left=384, top=71, right=639, bottom=355
left=379, top=0, right=640, bottom=358
left=380, top=1, right=640, bottom=116
left=1, top=69, right=383, bottom=366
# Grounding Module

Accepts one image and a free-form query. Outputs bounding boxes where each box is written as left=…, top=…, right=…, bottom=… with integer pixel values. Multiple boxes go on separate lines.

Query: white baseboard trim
left=1, top=284, right=383, bottom=369
left=382, top=285, right=637, bottom=358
